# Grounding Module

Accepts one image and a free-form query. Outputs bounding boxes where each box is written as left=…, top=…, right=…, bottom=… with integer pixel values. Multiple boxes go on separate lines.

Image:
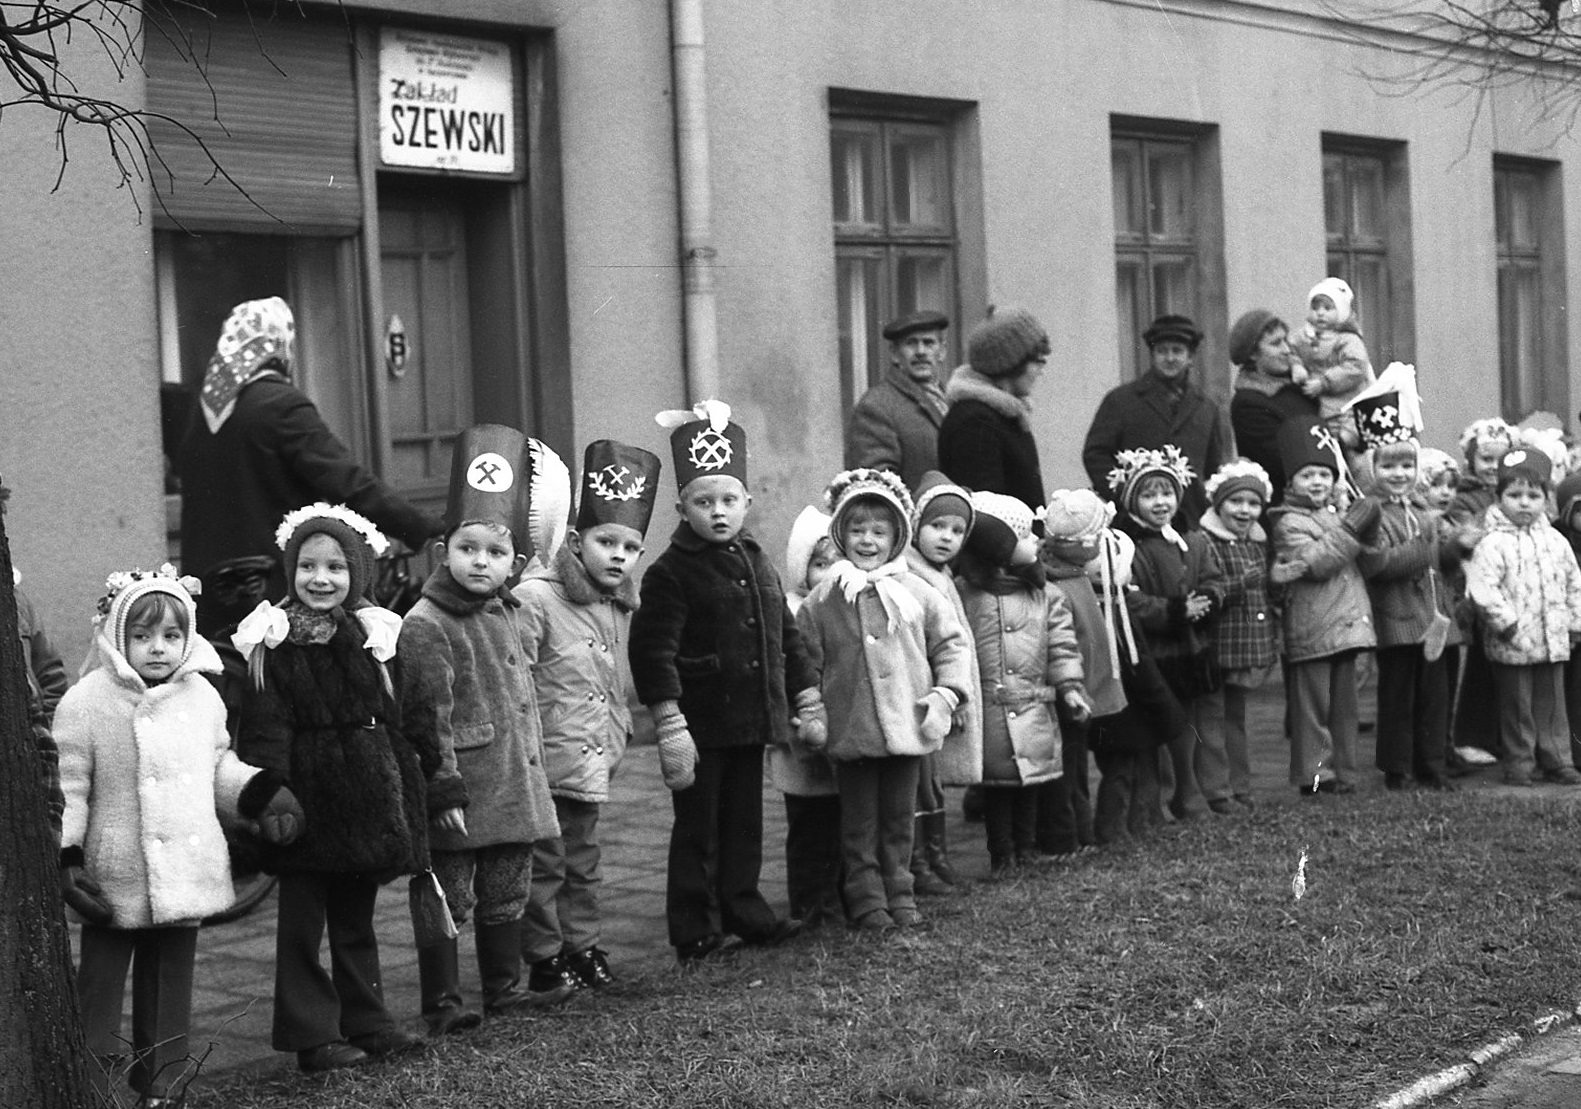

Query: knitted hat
left=656, top=398, right=748, bottom=491
left=785, top=505, right=833, bottom=593
left=1042, top=489, right=1114, bottom=543
left=1228, top=309, right=1283, bottom=369
left=96, top=565, right=203, bottom=669
left=1458, top=417, right=1515, bottom=470
left=1349, top=362, right=1423, bottom=453
left=1106, top=445, right=1195, bottom=514
left=445, top=424, right=534, bottom=559
left=1497, top=447, right=1553, bottom=491
left=1205, top=458, right=1274, bottom=508
left=276, top=503, right=389, bottom=607
left=826, top=468, right=914, bottom=557
left=963, top=492, right=1023, bottom=566
left=1277, top=417, right=1343, bottom=481
left=882, top=309, right=949, bottom=343
left=1416, top=448, right=1459, bottom=489
left=1142, top=314, right=1204, bottom=350
left=528, top=438, right=573, bottom=565
left=913, top=470, right=974, bottom=532
left=575, top=439, right=662, bottom=538
left=1308, top=277, right=1355, bottom=325
left=1556, top=470, right=1581, bottom=523
left=966, top=306, right=1051, bottom=379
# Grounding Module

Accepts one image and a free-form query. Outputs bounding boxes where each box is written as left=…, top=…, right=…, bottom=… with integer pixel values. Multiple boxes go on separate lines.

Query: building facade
left=2, top=0, right=1577, bottom=665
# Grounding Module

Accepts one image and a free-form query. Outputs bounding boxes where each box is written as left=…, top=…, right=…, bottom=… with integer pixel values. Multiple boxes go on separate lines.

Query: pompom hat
left=966, top=306, right=1051, bottom=379
left=1205, top=458, right=1274, bottom=508
left=826, top=468, right=915, bottom=557
left=1042, top=489, right=1114, bottom=543
left=276, top=503, right=389, bottom=608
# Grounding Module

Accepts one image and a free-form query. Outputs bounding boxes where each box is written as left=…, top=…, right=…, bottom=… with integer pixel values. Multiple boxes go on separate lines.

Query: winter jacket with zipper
left=1268, top=495, right=1375, bottom=663
left=1465, top=504, right=1581, bottom=666
left=1358, top=497, right=1460, bottom=649
left=1114, top=514, right=1226, bottom=698
left=903, top=545, right=984, bottom=785
left=797, top=559, right=973, bottom=761
left=58, top=633, right=266, bottom=928
left=937, top=366, right=1046, bottom=512
left=957, top=561, right=1084, bottom=786
left=514, top=544, right=637, bottom=805
left=399, top=565, right=559, bottom=850
left=1199, top=507, right=1280, bottom=673
left=630, top=523, right=818, bottom=748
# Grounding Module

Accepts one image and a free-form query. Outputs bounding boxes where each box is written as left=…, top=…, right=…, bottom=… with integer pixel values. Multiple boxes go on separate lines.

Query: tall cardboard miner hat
left=576, top=440, right=663, bottom=536
left=1348, top=361, right=1424, bottom=452
left=654, top=398, right=748, bottom=492
left=445, top=423, right=534, bottom=560
left=1277, top=415, right=1344, bottom=481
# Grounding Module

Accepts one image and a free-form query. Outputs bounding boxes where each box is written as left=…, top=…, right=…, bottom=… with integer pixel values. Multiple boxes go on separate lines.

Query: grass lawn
left=195, top=790, right=1581, bottom=1108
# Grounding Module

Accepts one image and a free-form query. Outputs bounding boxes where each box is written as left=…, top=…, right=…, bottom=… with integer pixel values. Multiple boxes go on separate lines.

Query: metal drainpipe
left=670, top=0, right=720, bottom=400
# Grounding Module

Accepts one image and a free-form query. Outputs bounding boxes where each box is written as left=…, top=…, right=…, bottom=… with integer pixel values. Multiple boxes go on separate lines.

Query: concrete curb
left=1373, top=1007, right=1581, bottom=1108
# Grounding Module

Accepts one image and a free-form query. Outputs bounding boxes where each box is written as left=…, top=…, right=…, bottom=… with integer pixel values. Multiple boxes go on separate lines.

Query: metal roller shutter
left=146, top=3, right=361, bottom=232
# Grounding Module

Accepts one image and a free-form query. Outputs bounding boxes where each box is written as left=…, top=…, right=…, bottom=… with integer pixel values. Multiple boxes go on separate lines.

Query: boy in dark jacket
left=629, top=400, right=823, bottom=964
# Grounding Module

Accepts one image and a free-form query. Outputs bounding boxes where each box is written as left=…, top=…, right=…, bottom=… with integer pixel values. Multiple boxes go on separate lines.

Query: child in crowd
left=234, top=503, right=430, bottom=1072
left=1, top=483, right=69, bottom=721
left=769, top=506, right=844, bottom=927
left=1041, top=490, right=1131, bottom=849
left=1351, top=370, right=1459, bottom=791
left=518, top=440, right=662, bottom=984
left=796, top=468, right=972, bottom=924
left=629, top=400, right=821, bottom=963
left=1198, top=459, right=1280, bottom=812
left=1417, top=448, right=1482, bottom=771
left=903, top=471, right=981, bottom=890
left=59, top=567, right=302, bottom=1104
left=955, top=491, right=1088, bottom=875
left=1107, top=445, right=1225, bottom=820
left=1556, top=469, right=1581, bottom=770
left=1268, top=418, right=1380, bottom=796
left=399, top=426, right=572, bottom=1036
left=1465, top=448, right=1581, bottom=786
left=1291, top=276, right=1375, bottom=458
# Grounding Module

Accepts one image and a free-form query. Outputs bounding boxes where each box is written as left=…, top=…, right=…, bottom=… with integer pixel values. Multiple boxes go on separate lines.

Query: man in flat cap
left=1081, top=313, right=1233, bottom=527
left=844, top=309, right=951, bottom=491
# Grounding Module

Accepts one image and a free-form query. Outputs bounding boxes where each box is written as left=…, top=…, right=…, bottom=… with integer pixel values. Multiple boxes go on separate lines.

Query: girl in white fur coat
left=56, top=568, right=300, bottom=1106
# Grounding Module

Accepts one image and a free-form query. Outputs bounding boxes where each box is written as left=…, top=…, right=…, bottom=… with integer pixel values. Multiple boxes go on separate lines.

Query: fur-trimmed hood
left=1199, top=505, right=1266, bottom=544
left=530, top=541, right=639, bottom=612
left=945, top=365, right=1032, bottom=430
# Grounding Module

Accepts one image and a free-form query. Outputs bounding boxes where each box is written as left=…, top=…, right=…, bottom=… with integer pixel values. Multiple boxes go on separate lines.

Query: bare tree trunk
left=0, top=511, right=96, bottom=1106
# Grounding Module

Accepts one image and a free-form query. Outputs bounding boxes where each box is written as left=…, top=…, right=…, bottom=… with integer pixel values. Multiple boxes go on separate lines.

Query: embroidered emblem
left=467, top=451, right=514, bottom=492
left=588, top=464, right=647, bottom=501
left=688, top=428, right=733, bottom=472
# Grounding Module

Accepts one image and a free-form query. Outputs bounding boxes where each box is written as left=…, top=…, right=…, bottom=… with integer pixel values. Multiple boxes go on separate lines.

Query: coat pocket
left=452, top=722, right=495, bottom=751
left=675, top=652, right=722, bottom=677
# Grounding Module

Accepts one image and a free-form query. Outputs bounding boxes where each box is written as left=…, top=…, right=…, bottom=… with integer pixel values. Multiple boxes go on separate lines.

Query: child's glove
left=652, top=702, right=698, bottom=791
left=1342, top=497, right=1384, bottom=544
left=255, top=785, right=306, bottom=845
left=1060, top=685, right=1092, bottom=725
left=918, top=688, right=960, bottom=745
left=1270, top=557, right=1307, bottom=585
left=59, top=850, right=112, bottom=926
left=791, top=687, right=828, bottom=751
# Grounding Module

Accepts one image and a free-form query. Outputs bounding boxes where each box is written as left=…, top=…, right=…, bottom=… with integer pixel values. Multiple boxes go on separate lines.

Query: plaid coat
left=1199, top=507, right=1279, bottom=672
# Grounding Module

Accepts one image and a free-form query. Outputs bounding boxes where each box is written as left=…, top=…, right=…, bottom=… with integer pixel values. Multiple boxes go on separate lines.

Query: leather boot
left=910, top=819, right=951, bottom=896
left=922, top=811, right=957, bottom=887
left=475, top=920, right=573, bottom=1015
left=1093, top=771, right=1130, bottom=846
left=417, top=939, right=482, bottom=1037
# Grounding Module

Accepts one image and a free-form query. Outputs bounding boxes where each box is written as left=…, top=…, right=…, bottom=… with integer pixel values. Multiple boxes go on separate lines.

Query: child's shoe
left=1419, top=773, right=1458, bottom=792
left=675, top=933, right=729, bottom=965
left=1503, top=770, right=1535, bottom=787
left=349, top=1027, right=425, bottom=1059
left=528, top=953, right=584, bottom=995
left=1543, top=766, right=1581, bottom=785
left=297, top=1041, right=371, bottom=1073
left=988, top=854, right=1016, bottom=879
left=922, top=811, right=959, bottom=886
left=910, top=846, right=952, bottom=897
left=890, top=906, right=923, bottom=928
left=1232, top=793, right=1256, bottom=814
left=1206, top=798, right=1236, bottom=815
left=566, top=946, right=616, bottom=989
left=1384, top=772, right=1409, bottom=791
left=853, top=908, right=896, bottom=932
left=740, top=916, right=804, bottom=947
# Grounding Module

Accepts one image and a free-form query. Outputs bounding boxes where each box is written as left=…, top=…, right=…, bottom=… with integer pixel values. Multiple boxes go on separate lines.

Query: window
left=1321, top=140, right=1414, bottom=365
left=1495, top=158, right=1567, bottom=422
left=831, top=110, right=958, bottom=410
left=1111, top=122, right=1225, bottom=385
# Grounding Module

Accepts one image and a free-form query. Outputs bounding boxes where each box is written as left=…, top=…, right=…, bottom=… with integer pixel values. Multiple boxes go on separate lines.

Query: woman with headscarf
left=1227, top=309, right=1320, bottom=505
left=178, top=297, right=440, bottom=633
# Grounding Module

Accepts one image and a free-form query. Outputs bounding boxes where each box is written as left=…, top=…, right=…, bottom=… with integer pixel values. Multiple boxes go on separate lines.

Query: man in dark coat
left=1082, top=314, right=1233, bottom=528
left=844, top=309, right=951, bottom=491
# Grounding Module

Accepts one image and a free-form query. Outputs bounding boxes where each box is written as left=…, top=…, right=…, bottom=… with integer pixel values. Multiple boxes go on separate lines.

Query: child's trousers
left=78, top=923, right=198, bottom=1100
left=1092, top=746, right=1163, bottom=843
left=272, top=872, right=396, bottom=1052
left=983, top=783, right=1039, bottom=863
left=1287, top=651, right=1360, bottom=787
left=1494, top=662, right=1573, bottom=777
left=667, top=744, right=777, bottom=948
left=783, top=792, right=843, bottom=925
left=1374, top=645, right=1448, bottom=781
left=1222, top=684, right=1255, bottom=799
left=834, top=755, right=920, bottom=921
left=523, top=797, right=603, bottom=963
left=1189, top=687, right=1241, bottom=803
left=433, top=843, right=534, bottom=927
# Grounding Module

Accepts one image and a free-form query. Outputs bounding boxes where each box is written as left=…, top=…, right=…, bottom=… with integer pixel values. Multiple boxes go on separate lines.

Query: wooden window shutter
left=146, top=5, right=361, bottom=232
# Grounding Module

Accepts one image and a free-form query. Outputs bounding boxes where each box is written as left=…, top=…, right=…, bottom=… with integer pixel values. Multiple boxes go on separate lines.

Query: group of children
left=34, top=344, right=1581, bottom=1104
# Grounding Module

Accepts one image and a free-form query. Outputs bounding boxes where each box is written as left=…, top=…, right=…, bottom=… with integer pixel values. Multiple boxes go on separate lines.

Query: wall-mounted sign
left=385, top=314, right=410, bottom=378
left=379, top=27, right=516, bottom=175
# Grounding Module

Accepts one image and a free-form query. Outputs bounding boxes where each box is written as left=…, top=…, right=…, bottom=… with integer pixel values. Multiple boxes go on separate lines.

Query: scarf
left=200, top=296, right=296, bottom=433
left=828, top=557, right=922, bottom=635
left=1127, top=511, right=1189, bottom=553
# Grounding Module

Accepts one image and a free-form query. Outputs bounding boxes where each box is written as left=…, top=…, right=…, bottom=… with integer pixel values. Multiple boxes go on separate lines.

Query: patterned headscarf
left=200, top=297, right=295, bottom=433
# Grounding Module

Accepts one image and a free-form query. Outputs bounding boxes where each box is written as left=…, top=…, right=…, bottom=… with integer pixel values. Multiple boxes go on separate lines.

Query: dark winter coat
left=1114, top=514, right=1226, bottom=700
left=1229, top=368, right=1320, bottom=504
left=178, top=377, right=438, bottom=584
left=1447, top=476, right=1497, bottom=530
left=1083, top=371, right=1234, bottom=527
left=629, top=523, right=818, bottom=748
left=845, top=366, right=948, bottom=492
left=1358, top=499, right=1459, bottom=649
left=238, top=614, right=432, bottom=881
left=937, top=367, right=1045, bottom=510
left=16, top=584, right=67, bottom=722
left=398, top=566, right=559, bottom=851
left=1043, top=559, right=1127, bottom=719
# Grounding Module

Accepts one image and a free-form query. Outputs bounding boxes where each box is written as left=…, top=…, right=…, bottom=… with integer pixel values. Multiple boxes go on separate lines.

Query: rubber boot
left=1093, top=770, right=1131, bottom=846
left=922, top=810, right=957, bottom=887
left=910, top=819, right=951, bottom=896
left=418, top=939, right=483, bottom=1037
left=475, top=920, right=573, bottom=1015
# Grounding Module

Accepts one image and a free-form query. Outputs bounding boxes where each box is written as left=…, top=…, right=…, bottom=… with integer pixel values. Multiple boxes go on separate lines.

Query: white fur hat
left=1308, top=277, right=1355, bottom=325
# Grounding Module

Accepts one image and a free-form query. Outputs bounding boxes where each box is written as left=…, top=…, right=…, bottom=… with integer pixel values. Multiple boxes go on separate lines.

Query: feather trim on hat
left=1344, top=362, right=1423, bottom=433
left=1106, top=445, right=1195, bottom=500
left=655, top=397, right=732, bottom=432
left=528, top=438, right=572, bottom=567
left=275, top=503, right=390, bottom=557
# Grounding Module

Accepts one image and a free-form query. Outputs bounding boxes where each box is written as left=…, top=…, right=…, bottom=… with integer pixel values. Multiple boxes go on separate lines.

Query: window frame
left=1320, top=136, right=1415, bottom=367
left=1494, top=155, right=1568, bottom=423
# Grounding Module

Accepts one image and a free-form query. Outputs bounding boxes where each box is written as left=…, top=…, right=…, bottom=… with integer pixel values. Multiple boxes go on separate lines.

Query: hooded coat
left=937, top=366, right=1046, bottom=511
left=1466, top=504, right=1581, bottom=666
left=904, top=545, right=984, bottom=785
left=770, top=513, right=838, bottom=797
left=1267, top=496, right=1376, bottom=663
left=514, top=544, right=638, bottom=805
left=1290, top=322, right=1374, bottom=423
left=1113, top=513, right=1226, bottom=699
left=58, top=632, right=264, bottom=927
